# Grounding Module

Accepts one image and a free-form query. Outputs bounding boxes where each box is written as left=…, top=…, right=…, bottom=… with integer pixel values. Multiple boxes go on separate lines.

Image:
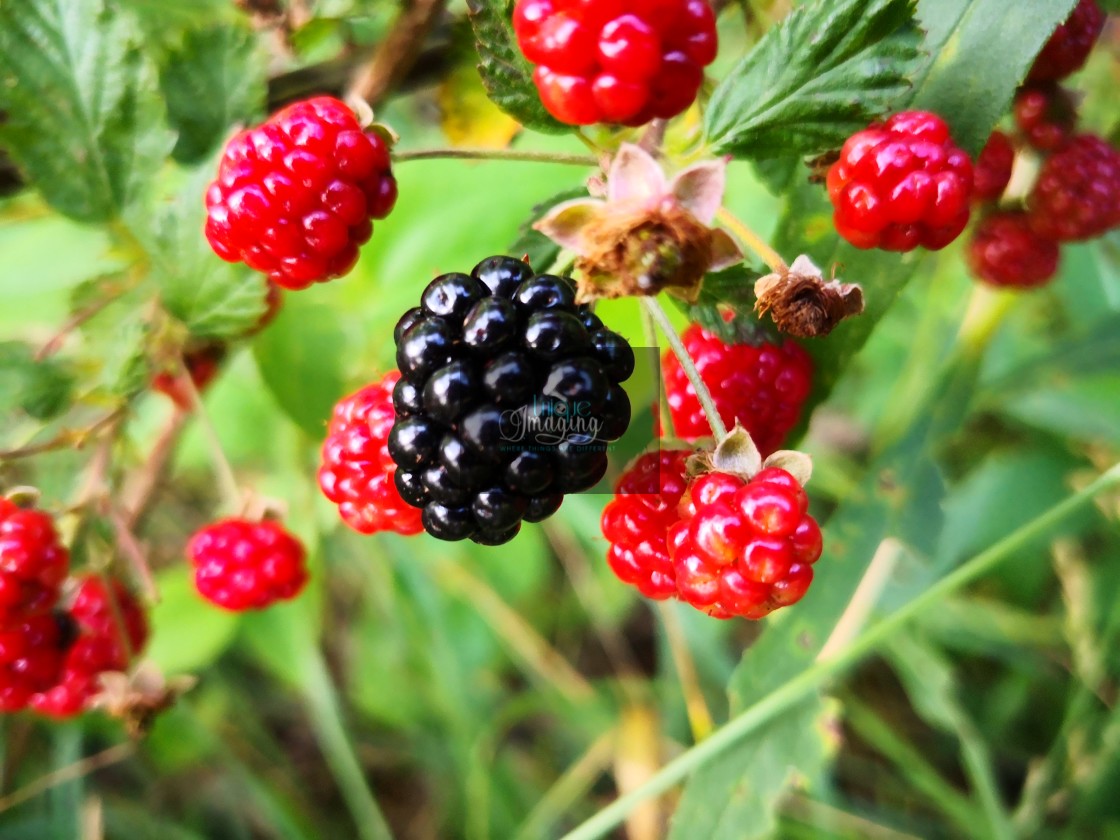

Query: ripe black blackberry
left=389, top=256, right=634, bottom=544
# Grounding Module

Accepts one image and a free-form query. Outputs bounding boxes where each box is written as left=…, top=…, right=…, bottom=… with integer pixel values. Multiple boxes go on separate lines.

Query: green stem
left=299, top=645, right=394, bottom=840
left=639, top=300, right=675, bottom=437
left=392, top=148, right=598, bottom=167
left=561, top=461, right=1120, bottom=840
left=641, top=297, right=727, bottom=439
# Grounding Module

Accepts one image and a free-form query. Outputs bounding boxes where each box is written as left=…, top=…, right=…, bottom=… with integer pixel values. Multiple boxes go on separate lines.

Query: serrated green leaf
left=466, top=0, right=569, bottom=135
left=909, top=0, right=1078, bottom=154
left=672, top=264, right=770, bottom=344
left=252, top=299, right=346, bottom=438
left=0, top=0, right=175, bottom=223
left=161, top=24, right=267, bottom=163
left=670, top=630, right=835, bottom=840
left=0, top=341, right=73, bottom=420
left=138, top=163, right=269, bottom=339
left=705, top=0, right=922, bottom=160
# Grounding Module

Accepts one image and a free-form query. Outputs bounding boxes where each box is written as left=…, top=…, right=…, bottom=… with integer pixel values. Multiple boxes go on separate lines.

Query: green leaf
left=139, top=164, right=269, bottom=339
left=146, top=568, right=239, bottom=673
left=0, top=0, right=174, bottom=222
left=672, top=264, right=768, bottom=344
left=0, top=342, right=74, bottom=420
left=909, top=0, right=1079, bottom=154
left=252, top=299, right=346, bottom=438
left=508, top=186, right=587, bottom=271
left=670, top=630, right=835, bottom=840
left=704, top=0, right=922, bottom=160
left=160, top=24, right=267, bottom=163
left=466, top=0, right=568, bottom=135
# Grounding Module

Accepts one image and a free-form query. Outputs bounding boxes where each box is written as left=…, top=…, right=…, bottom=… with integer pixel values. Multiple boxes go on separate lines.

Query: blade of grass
left=561, top=461, right=1120, bottom=840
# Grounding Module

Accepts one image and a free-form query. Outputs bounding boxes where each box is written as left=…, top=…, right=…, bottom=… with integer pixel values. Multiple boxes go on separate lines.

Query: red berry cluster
left=205, top=97, right=396, bottom=290
left=661, top=325, right=812, bottom=457
left=319, top=373, right=424, bottom=536
left=513, top=0, right=717, bottom=126
left=0, top=498, right=147, bottom=716
left=187, top=518, right=309, bottom=611
left=966, top=1, right=1116, bottom=289
left=601, top=449, right=692, bottom=600
left=827, top=111, right=974, bottom=252
left=601, top=453, right=822, bottom=620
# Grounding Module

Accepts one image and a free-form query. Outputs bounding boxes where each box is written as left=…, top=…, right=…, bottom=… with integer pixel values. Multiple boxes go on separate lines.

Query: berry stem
left=392, top=148, right=599, bottom=167
left=0, top=743, right=135, bottom=812
left=715, top=207, right=786, bottom=272
left=639, top=299, right=676, bottom=438
left=656, top=601, right=714, bottom=742
left=561, top=459, right=1120, bottom=840
left=178, top=360, right=242, bottom=515
left=641, top=297, right=727, bottom=440
left=0, top=407, right=125, bottom=462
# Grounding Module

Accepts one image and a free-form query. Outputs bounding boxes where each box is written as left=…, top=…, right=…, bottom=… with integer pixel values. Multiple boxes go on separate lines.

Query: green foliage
left=704, top=0, right=922, bottom=160
left=0, top=342, right=74, bottom=420
left=466, top=0, right=568, bottom=135
left=0, top=0, right=174, bottom=222
left=160, top=24, right=267, bottom=163
left=672, top=264, right=767, bottom=344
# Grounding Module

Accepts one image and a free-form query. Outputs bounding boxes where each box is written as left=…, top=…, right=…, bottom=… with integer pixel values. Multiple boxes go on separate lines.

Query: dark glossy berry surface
left=389, top=256, right=633, bottom=543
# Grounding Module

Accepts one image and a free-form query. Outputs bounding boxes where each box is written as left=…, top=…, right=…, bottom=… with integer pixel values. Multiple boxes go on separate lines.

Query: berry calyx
left=669, top=466, right=821, bottom=619
left=973, top=131, right=1016, bottom=203
left=661, top=325, right=812, bottom=457
left=513, top=0, right=718, bottom=126
left=186, top=519, right=309, bottom=611
left=967, top=211, right=1061, bottom=289
left=1013, top=84, right=1078, bottom=152
left=826, top=111, right=975, bottom=251
left=319, top=373, right=424, bottom=536
left=1026, top=0, right=1106, bottom=82
left=0, top=496, right=69, bottom=620
left=389, top=256, right=634, bottom=545
left=601, top=449, right=692, bottom=600
left=205, top=96, right=396, bottom=290
left=1027, top=134, right=1120, bottom=242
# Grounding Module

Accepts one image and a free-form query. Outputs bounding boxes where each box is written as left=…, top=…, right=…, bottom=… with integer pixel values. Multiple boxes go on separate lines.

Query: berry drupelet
left=513, top=0, right=718, bottom=126
left=0, top=497, right=69, bottom=620
left=205, top=96, right=396, bottom=290
left=661, top=325, right=812, bottom=457
left=1027, top=134, right=1120, bottom=242
left=319, top=373, right=424, bottom=536
left=827, top=111, right=975, bottom=252
left=187, top=519, right=309, bottom=611
left=389, top=256, right=634, bottom=545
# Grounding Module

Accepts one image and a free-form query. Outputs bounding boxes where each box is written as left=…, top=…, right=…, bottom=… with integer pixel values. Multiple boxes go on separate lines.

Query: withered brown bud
left=754, top=255, right=864, bottom=338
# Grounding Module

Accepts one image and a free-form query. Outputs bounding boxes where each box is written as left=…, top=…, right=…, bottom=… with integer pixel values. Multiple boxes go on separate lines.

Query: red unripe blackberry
left=187, top=519, right=309, bottom=611
left=1013, top=84, right=1078, bottom=152
left=152, top=341, right=227, bottom=411
left=1027, top=134, right=1120, bottom=242
left=0, top=613, right=66, bottom=712
left=973, top=131, right=1015, bottom=203
left=1027, top=0, right=1106, bottom=82
left=601, top=449, right=691, bottom=600
left=0, top=498, right=69, bottom=620
left=513, top=0, right=718, bottom=126
left=31, top=575, right=149, bottom=718
left=319, top=373, right=424, bottom=536
left=668, top=467, right=822, bottom=620
left=967, top=211, right=1061, bottom=289
left=205, top=96, right=396, bottom=290
left=826, top=111, right=974, bottom=251
left=661, top=325, right=812, bottom=457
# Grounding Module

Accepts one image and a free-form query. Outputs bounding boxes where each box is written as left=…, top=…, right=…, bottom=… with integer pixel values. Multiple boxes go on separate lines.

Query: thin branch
left=0, top=743, right=134, bottom=813
left=393, top=148, right=599, bottom=167
left=0, top=408, right=125, bottom=463
left=346, top=0, right=447, bottom=108
left=716, top=207, right=786, bottom=272
left=119, top=409, right=188, bottom=529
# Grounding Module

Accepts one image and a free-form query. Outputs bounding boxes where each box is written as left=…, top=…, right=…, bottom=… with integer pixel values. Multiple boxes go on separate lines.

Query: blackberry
left=389, top=256, right=634, bottom=544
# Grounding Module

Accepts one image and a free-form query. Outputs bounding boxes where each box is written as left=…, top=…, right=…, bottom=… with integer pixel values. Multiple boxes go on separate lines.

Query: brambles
left=827, top=111, right=975, bottom=251
left=661, top=325, right=811, bottom=456
left=513, top=0, right=717, bottom=126
left=186, top=519, right=308, bottom=611
left=388, top=256, right=634, bottom=545
left=319, top=373, right=425, bottom=536
left=204, top=97, right=396, bottom=290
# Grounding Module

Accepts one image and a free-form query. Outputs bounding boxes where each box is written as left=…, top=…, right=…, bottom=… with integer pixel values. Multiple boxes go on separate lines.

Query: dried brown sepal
left=761, top=449, right=813, bottom=486
left=4, top=486, right=41, bottom=507
left=754, top=255, right=864, bottom=338
left=684, top=426, right=813, bottom=486
left=93, top=663, right=197, bottom=738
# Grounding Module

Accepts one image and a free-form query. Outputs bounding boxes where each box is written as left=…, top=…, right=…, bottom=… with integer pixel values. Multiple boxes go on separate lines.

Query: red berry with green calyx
left=661, top=324, right=812, bottom=457
left=601, top=449, right=692, bottom=600
left=513, top=0, right=718, bottom=126
left=827, top=111, right=974, bottom=251
left=205, top=96, right=396, bottom=290
left=187, top=519, right=309, bottom=611
left=319, top=373, right=424, bottom=537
